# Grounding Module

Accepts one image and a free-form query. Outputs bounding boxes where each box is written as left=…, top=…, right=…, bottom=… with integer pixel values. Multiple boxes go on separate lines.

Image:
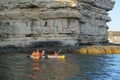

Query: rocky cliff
left=109, top=31, right=120, bottom=44
left=0, top=0, right=114, bottom=47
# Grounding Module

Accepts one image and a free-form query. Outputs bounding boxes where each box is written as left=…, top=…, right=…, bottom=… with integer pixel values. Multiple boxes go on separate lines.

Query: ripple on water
left=0, top=53, right=120, bottom=80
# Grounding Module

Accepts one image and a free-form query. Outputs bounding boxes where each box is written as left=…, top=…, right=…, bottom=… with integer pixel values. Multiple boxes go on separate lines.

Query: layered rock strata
left=0, top=0, right=114, bottom=47
left=109, top=31, right=120, bottom=44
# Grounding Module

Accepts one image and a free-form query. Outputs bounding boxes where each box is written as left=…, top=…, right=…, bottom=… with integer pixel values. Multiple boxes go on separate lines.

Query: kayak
left=42, top=55, right=65, bottom=59
left=30, top=55, right=65, bottom=59
left=30, top=55, right=40, bottom=59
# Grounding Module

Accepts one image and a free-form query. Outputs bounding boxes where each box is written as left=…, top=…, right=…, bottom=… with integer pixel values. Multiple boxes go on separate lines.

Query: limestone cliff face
left=0, top=0, right=114, bottom=47
left=108, top=31, right=120, bottom=44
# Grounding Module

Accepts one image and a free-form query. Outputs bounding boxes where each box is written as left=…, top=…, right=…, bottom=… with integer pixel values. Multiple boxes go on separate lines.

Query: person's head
left=42, top=51, right=45, bottom=53
left=36, top=49, right=39, bottom=52
left=35, top=48, right=39, bottom=51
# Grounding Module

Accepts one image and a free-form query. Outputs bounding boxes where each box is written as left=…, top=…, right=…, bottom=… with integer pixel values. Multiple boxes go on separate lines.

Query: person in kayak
left=41, top=50, right=48, bottom=58
left=54, top=52, right=58, bottom=56
left=32, top=49, right=41, bottom=58
left=54, top=49, right=61, bottom=56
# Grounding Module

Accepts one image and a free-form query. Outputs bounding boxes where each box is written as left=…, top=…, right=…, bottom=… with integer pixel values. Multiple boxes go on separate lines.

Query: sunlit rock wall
left=0, top=0, right=114, bottom=47
left=108, top=31, right=120, bottom=44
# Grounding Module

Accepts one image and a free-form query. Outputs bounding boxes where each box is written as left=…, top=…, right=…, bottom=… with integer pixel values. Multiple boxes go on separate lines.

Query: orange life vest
left=32, top=51, right=40, bottom=57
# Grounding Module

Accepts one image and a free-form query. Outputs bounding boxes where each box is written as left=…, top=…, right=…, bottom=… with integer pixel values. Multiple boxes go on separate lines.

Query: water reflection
left=29, top=59, right=41, bottom=80
left=29, top=57, right=80, bottom=80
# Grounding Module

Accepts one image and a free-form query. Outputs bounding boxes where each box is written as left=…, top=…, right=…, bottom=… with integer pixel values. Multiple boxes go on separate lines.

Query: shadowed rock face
left=0, top=0, right=115, bottom=47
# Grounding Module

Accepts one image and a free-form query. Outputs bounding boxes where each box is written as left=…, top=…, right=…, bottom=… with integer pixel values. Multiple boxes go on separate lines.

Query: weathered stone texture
left=0, top=0, right=115, bottom=47
left=108, top=31, right=120, bottom=44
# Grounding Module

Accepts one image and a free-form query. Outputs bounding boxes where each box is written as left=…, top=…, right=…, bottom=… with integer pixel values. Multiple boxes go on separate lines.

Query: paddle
left=56, top=49, right=61, bottom=55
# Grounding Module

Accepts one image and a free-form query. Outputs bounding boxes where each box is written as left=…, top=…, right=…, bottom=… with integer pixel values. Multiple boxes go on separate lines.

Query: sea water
left=0, top=53, right=120, bottom=80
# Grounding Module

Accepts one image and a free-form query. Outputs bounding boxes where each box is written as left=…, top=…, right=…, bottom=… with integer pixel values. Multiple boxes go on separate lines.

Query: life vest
left=32, top=51, right=40, bottom=57
left=32, top=52, right=36, bottom=56
left=35, top=51, right=40, bottom=57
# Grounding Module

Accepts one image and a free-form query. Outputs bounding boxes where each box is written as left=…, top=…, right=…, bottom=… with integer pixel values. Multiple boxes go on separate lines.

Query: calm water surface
left=0, top=53, right=120, bottom=80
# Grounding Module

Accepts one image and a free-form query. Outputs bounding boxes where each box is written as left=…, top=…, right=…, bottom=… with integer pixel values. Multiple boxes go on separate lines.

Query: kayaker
left=54, top=52, right=58, bottom=56
left=41, top=50, right=48, bottom=58
left=32, top=49, right=41, bottom=58
left=54, top=49, right=61, bottom=56
left=41, top=51, right=45, bottom=55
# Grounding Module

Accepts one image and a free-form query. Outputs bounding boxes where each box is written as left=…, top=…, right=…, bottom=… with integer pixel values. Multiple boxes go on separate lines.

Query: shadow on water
left=0, top=53, right=120, bottom=80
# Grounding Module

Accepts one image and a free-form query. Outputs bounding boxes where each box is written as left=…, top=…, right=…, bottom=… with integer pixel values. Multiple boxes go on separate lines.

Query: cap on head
left=42, top=51, right=45, bottom=52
